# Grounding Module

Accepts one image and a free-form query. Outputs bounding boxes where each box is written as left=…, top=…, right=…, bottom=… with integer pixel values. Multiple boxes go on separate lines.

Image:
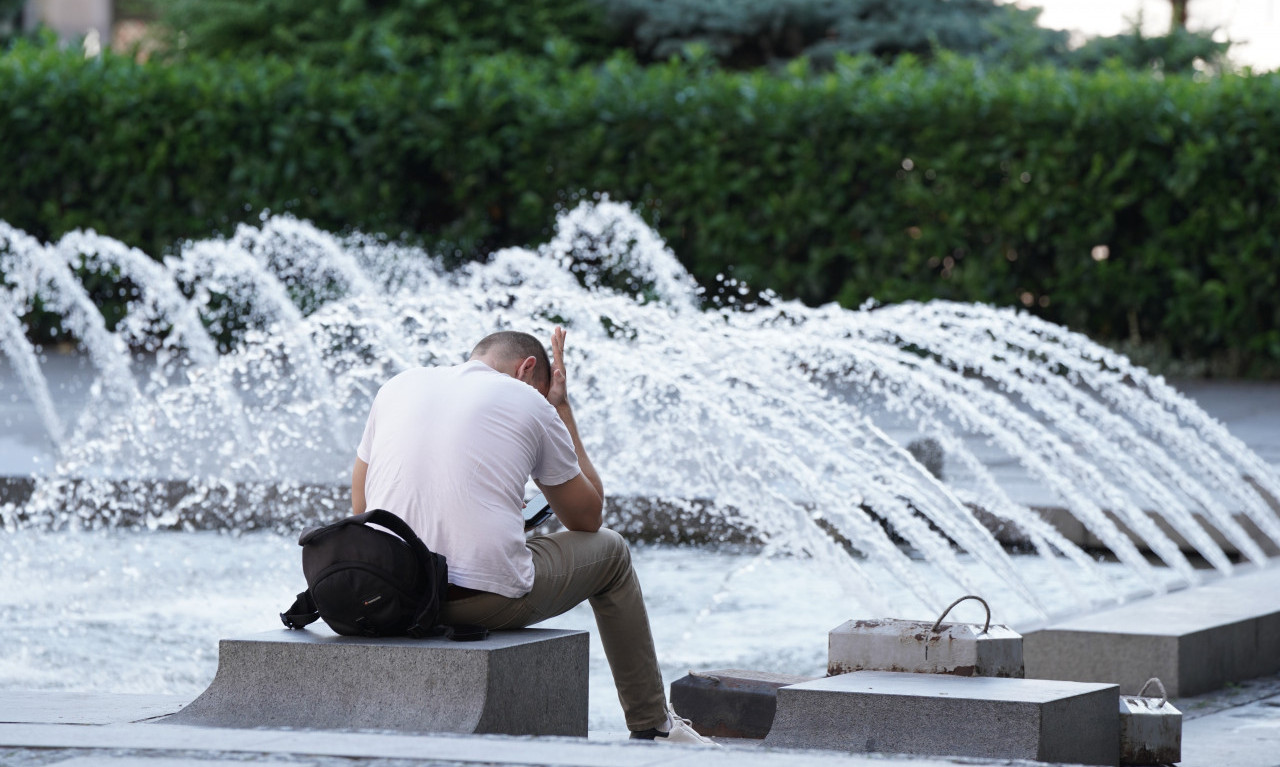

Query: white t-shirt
left=356, top=360, right=581, bottom=597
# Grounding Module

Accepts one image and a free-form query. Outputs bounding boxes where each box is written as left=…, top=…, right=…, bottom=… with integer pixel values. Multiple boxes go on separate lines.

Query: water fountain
left=2, top=199, right=1278, bottom=729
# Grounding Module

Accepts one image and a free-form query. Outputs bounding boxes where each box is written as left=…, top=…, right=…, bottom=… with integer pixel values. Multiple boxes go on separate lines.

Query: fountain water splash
left=0, top=286, right=63, bottom=443
left=2, top=199, right=1278, bottom=622
left=0, top=222, right=140, bottom=435
left=976, top=307, right=1280, bottom=549
left=876, top=303, right=1270, bottom=569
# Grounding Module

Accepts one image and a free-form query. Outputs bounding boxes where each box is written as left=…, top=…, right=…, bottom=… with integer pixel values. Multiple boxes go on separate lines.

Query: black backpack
left=280, top=508, right=485, bottom=640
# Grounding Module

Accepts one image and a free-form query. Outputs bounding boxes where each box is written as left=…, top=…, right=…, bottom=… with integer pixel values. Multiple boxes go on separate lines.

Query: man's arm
left=555, top=397, right=603, bottom=498
left=537, top=472, right=601, bottom=532
left=538, top=327, right=603, bottom=532
left=351, top=457, right=368, bottom=515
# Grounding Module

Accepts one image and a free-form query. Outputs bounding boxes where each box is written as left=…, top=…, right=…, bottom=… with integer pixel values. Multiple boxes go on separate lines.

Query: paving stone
left=1179, top=693, right=1280, bottom=767
left=763, top=670, right=1119, bottom=765
left=1024, top=565, right=1280, bottom=696
left=0, top=692, right=186, bottom=725
left=161, top=627, right=588, bottom=737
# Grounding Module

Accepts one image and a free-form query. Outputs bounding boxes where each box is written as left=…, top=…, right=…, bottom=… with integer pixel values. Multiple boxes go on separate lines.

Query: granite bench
left=162, top=627, right=589, bottom=736
left=1024, top=565, right=1280, bottom=697
left=763, top=670, right=1118, bottom=765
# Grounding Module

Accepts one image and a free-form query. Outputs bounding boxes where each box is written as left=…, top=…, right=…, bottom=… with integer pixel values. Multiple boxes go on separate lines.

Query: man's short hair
left=471, top=331, right=552, bottom=390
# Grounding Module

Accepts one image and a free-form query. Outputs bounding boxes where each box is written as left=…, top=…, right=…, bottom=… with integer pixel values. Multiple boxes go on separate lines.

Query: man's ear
left=515, top=355, right=538, bottom=384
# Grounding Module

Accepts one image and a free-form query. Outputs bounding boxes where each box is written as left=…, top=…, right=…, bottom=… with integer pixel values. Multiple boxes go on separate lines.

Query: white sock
left=657, top=710, right=673, bottom=733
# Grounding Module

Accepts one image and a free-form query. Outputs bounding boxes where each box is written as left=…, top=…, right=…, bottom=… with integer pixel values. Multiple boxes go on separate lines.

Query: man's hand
left=543, top=326, right=605, bottom=511
left=546, top=326, right=568, bottom=408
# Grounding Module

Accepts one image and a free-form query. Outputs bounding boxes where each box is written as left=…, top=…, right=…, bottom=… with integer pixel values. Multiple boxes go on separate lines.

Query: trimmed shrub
left=0, top=43, right=1277, bottom=372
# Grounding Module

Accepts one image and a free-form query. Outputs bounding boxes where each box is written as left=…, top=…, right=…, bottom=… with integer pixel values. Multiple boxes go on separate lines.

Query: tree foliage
left=1072, top=25, right=1230, bottom=74
left=605, top=0, right=1231, bottom=73
left=605, top=0, right=1067, bottom=69
left=154, top=0, right=1232, bottom=74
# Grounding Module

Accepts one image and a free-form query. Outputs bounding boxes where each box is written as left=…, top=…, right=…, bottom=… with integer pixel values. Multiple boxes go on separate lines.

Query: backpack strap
left=363, top=510, right=490, bottom=642
left=358, top=509, right=430, bottom=556
left=280, top=590, right=320, bottom=629
left=298, top=509, right=423, bottom=546
left=400, top=553, right=489, bottom=641
left=442, top=624, right=491, bottom=642
left=360, top=509, right=455, bottom=638
left=404, top=549, right=448, bottom=638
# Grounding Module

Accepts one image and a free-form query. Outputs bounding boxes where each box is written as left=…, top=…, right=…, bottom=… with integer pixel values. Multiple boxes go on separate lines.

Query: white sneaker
left=630, top=707, right=720, bottom=746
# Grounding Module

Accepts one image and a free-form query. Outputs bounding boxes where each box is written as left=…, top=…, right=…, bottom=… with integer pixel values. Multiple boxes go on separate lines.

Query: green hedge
left=1, top=44, right=1278, bottom=372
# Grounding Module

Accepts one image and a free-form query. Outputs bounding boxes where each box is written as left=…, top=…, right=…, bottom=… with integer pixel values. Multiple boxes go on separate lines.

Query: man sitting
left=351, top=328, right=715, bottom=745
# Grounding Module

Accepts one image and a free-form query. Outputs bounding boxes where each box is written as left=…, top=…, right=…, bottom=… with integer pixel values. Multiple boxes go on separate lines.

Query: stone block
left=763, top=670, right=1119, bottom=766
left=1119, top=694, right=1181, bottom=765
left=162, top=627, right=588, bottom=736
left=828, top=619, right=1023, bottom=678
left=1024, top=566, right=1280, bottom=697
left=669, top=668, right=817, bottom=739
left=906, top=437, right=944, bottom=479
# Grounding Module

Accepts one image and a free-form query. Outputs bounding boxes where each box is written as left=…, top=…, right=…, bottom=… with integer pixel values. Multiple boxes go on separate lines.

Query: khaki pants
left=439, top=527, right=668, bottom=731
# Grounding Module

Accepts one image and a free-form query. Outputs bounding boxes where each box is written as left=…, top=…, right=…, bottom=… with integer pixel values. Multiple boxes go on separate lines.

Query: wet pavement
left=1178, top=669, right=1280, bottom=767
left=2, top=669, right=1280, bottom=766
left=0, top=689, right=1043, bottom=767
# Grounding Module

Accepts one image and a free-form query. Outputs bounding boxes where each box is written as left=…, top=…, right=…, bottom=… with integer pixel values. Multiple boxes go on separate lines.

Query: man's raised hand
left=547, top=326, right=568, bottom=408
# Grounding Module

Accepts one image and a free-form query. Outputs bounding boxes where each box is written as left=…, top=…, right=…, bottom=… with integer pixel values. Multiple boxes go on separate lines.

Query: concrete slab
left=0, top=691, right=187, bottom=725
left=763, top=671, right=1119, bottom=765
left=161, top=627, right=589, bottom=737
left=1024, top=565, right=1280, bottom=696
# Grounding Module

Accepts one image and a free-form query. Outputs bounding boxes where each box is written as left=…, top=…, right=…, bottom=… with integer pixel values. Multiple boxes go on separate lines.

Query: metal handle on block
left=1138, top=677, right=1168, bottom=708
left=931, top=595, right=992, bottom=634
